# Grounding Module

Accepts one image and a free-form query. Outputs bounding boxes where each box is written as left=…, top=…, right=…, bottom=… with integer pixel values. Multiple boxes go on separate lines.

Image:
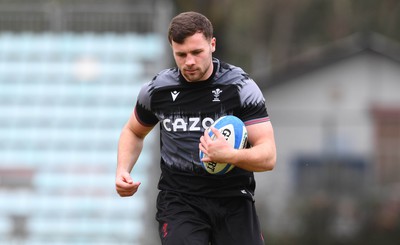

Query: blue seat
left=0, top=31, right=165, bottom=244
left=0, top=217, right=12, bottom=236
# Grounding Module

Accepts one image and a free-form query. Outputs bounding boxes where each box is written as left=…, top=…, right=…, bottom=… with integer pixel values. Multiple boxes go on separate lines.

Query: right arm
left=115, top=110, right=154, bottom=197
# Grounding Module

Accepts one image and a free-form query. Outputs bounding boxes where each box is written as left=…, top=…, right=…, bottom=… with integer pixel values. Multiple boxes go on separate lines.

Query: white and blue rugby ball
left=199, top=115, right=248, bottom=175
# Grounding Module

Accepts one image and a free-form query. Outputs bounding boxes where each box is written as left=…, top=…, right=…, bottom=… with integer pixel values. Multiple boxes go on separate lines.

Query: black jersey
left=135, top=58, right=269, bottom=199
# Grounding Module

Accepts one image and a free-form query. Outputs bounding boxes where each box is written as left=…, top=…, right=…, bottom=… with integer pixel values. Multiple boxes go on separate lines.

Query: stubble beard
left=183, top=62, right=212, bottom=82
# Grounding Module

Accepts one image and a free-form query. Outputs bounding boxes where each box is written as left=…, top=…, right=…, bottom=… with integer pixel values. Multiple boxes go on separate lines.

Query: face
left=171, top=32, right=216, bottom=82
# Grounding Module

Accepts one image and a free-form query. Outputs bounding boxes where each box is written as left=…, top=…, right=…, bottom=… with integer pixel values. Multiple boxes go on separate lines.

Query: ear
left=210, top=37, right=216, bottom=53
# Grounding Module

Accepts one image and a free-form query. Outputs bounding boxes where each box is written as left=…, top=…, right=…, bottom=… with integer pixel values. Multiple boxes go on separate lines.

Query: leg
left=211, top=198, right=265, bottom=245
left=156, top=191, right=211, bottom=245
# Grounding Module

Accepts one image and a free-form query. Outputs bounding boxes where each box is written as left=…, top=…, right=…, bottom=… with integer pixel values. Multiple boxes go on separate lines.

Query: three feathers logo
left=212, top=88, right=222, bottom=102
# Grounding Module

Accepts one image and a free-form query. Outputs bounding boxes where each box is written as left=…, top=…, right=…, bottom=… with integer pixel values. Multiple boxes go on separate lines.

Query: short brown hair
left=168, top=11, right=213, bottom=44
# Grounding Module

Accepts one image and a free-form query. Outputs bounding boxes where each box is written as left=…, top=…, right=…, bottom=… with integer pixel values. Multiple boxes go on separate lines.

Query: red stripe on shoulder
left=244, top=117, right=270, bottom=126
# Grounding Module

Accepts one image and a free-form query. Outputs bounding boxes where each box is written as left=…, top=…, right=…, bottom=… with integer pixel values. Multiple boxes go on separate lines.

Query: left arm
left=199, top=121, right=276, bottom=172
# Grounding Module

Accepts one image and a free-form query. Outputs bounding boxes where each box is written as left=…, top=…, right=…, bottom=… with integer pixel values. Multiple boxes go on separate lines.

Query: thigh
left=156, top=191, right=211, bottom=245
left=211, top=198, right=265, bottom=245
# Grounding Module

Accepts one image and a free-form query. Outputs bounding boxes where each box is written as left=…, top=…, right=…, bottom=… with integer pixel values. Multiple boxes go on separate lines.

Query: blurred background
left=0, top=0, right=399, bottom=244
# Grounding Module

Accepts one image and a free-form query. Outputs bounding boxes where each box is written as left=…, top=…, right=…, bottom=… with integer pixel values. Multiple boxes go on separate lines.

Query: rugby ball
left=199, top=115, right=248, bottom=174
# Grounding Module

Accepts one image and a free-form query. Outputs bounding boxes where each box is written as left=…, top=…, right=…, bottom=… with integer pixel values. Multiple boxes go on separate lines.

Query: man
left=116, top=11, right=276, bottom=245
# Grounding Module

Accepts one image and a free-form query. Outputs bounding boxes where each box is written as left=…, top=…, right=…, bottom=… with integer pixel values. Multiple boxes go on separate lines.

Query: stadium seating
left=0, top=32, right=164, bottom=244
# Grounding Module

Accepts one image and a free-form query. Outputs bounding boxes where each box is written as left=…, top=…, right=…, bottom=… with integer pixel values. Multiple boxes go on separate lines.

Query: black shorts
left=156, top=190, right=265, bottom=245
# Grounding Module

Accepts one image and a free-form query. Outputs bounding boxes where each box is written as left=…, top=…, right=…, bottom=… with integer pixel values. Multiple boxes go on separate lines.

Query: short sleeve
left=134, top=81, right=159, bottom=126
left=238, top=79, right=270, bottom=125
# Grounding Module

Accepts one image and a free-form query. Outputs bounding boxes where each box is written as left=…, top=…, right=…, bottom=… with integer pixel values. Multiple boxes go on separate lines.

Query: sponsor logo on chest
left=162, top=117, right=215, bottom=132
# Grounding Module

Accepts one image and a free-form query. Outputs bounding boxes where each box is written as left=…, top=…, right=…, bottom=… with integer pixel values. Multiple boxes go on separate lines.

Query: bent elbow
left=267, top=160, right=276, bottom=171
left=262, top=154, right=276, bottom=172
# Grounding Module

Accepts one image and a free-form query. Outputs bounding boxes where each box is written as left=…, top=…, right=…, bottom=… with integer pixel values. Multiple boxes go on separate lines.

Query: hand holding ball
left=199, top=115, right=248, bottom=174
